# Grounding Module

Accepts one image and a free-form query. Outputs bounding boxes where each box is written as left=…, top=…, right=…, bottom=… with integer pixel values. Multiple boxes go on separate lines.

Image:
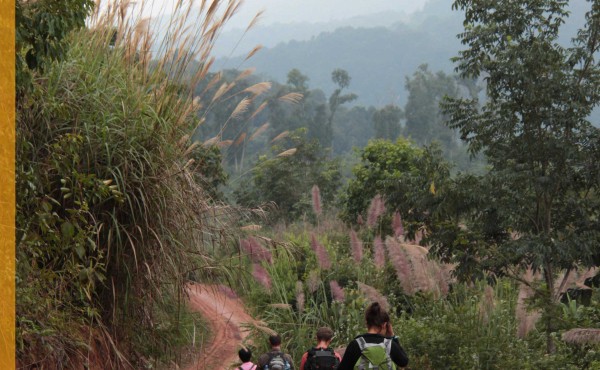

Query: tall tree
left=431, top=0, right=600, bottom=353
left=325, top=69, right=357, bottom=149
left=404, top=64, right=460, bottom=148
left=373, top=104, right=403, bottom=141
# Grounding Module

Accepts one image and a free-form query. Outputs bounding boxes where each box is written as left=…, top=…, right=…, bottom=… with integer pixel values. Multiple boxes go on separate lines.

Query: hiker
left=337, top=302, right=409, bottom=369
left=299, top=327, right=341, bottom=370
left=257, top=334, right=295, bottom=370
left=238, top=347, right=258, bottom=370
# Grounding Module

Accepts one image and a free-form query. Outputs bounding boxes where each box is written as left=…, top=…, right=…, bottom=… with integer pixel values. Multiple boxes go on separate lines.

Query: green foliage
left=429, top=0, right=600, bottom=353
left=373, top=105, right=403, bottom=141
left=16, top=0, right=94, bottom=92
left=339, top=138, right=451, bottom=236
left=15, top=14, right=235, bottom=365
left=235, top=130, right=341, bottom=222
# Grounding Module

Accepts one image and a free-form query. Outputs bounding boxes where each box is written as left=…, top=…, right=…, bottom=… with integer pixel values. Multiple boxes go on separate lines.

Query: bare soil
left=182, top=283, right=255, bottom=370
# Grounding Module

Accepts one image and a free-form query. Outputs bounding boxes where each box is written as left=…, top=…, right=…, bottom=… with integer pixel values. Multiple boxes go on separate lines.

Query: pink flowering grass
left=392, top=211, right=404, bottom=238
left=373, top=235, right=386, bottom=268
left=241, top=237, right=272, bottom=264
left=252, top=263, right=272, bottom=291
left=311, top=184, right=322, bottom=216
left=311, top=233, right=331, bottom=270
left=357, top=282, right=390, bottom=311
left=349, top=229, right=363, bottom=263
left=367, top=194, right=385, bottom=227
left=329, top=280, right=345, bottom=302
left=296, top=281, right=305, bottom=312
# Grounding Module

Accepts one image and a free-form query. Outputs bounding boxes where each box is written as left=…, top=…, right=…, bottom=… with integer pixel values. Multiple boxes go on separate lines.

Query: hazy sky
left=225, top=0, right=429, bottom=28
left=132, top=0, right=430, bottom=28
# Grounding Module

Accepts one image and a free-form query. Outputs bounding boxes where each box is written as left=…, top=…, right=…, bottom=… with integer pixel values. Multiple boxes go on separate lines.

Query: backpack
left=265, top=351, right=289, bottom=370
left=353, top=337, right=397, bottom=370
left=304, top=347, right=339, bottom=370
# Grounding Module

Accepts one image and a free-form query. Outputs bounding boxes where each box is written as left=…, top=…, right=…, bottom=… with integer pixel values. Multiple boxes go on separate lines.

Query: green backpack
left=353, top=337, right=397, bottom=370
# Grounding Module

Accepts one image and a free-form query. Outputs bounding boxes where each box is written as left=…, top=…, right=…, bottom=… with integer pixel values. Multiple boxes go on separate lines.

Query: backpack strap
left=355, top=337, right=395, bottom=370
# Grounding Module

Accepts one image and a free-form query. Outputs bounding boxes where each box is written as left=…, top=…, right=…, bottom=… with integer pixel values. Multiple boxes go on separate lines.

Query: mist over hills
left=210, top=0, right=590, bottom=107
left=213, top=0, right=463, bottom=106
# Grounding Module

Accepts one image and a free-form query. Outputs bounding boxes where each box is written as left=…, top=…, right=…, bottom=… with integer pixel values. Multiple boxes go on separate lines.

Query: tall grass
left=16, top=0, right=268, bottom=367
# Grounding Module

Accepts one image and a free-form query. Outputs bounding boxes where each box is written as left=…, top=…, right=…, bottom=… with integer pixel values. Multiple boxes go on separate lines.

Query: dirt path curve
left=183, top=283, right=256, bottom=370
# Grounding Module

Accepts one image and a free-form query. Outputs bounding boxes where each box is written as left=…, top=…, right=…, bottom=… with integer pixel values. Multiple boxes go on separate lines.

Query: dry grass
left=562, top=329, right=600, bottom=345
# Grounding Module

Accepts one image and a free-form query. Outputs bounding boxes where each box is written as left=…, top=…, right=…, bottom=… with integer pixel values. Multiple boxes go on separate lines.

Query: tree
left=326, top=69, right=357, bottom=149
left=373, top=104, right=403, bottom=141
left=404, top=64, right=460, bottom=149
left=235, top=129, right=341, bottom=222
left=430, top=0, right=600, bottom=353
left=340, top=138, right=450, bottom=235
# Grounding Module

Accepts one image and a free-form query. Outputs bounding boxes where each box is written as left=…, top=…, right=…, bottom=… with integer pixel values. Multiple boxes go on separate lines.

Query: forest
left=13, top=0, right=600, bottom=369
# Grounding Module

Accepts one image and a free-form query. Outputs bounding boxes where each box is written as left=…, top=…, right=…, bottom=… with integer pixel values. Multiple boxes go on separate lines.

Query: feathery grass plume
left=240, top=224, right=261, bottom=231
left=203, top=135, right=220, bottom=146
left=357, top=214, right=364, bottom=226
left=235, top=67, right=256, bottom=81
left=367, top=194, right=385, bottom=227
left=479, top=285, right=496, bottom=324
left=516, top=268, right=540, bottom=338
left=307, top=270, right=320, bottom=293
left=562, top=329, right=600, bottom=345
left=312, top=185, right=322, bottom=216
left=240, top=237, right=272, bottom=264
left=373, top=235, right=386, bottom=269
left=270, top=130, right=289, bottom=143
left=249, top=100, right=268, bottom=120
left=296, top=281, right=305, bottom=313
left=350, top=229, right=363, bottom=263
left=249, top=122, right=269, bottom=141
left=234, top=132, right=247, bottom=146
left=269, top=303, right=292, bottom=310
left=217, top=139, right=233, bottom=148
left=357, top=283, right=390, bottom=311
left=329, top=280, right=345, bottom=302
left=310, top=232, right=333, bottom=269
left=253, top=263, right=272, bottom=291
left=385, top=237, right=414, bottom=294
left=278, top=92, right=303, bottom=104
left=276, top=148, right=297, bottom=157
left=243, top=81, right=272, bottom=96
left=392, top=211, right=404, bottom=238
left=218, top=285, right=239, bottom=299
left=245, top=44, right=263, bottom=61
left=230, top=97, right=251, bottom=120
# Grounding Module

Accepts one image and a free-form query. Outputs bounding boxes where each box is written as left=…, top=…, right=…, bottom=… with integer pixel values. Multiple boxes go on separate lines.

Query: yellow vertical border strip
left=0, top=0, right=15, bottom=368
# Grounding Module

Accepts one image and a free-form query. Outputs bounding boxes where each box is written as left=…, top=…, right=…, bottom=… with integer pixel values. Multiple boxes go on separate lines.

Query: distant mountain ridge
left=214, top=13, right=464, bottom=106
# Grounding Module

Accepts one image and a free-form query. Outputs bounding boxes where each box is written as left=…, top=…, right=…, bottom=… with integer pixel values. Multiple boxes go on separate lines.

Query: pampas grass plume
left=367, top=194, right=385, bottom=227
left=253, top=263, right=271, bottom=291
left=357, top=282, right=390, bottom=311
left=311, top=233, right=331, bottom=270
left=312, top=185, right=322, bottom=216
left=329, top=280, right=345, bottom=302
left=392, top=211, right=404, bottom=238
left=350, top=230, right=363, bottom=263
left=296, top=281, right=305, bottom=313
left=373, top=235, right=386, bottom=269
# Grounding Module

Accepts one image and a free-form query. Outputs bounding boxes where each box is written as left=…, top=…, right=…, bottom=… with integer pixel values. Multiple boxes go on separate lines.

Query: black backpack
left=304, top=347, right=339, bottom=370
left=266, top=351, right=289, bottom=370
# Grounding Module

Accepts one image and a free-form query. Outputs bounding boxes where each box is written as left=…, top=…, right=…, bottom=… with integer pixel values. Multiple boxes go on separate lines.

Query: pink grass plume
left=329, top=280, right=345, bottom=302
left=252, top=263, right=272, bottom=291
left=373, top=235, right=386, bottom=268
left=311, top=184, right=322, bottom=216
left=350, top=229, right=363, bottom=263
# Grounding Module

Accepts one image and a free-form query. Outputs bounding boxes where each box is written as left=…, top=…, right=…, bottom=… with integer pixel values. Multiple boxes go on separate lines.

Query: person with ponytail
left=337, top=302, right=408, bottom=369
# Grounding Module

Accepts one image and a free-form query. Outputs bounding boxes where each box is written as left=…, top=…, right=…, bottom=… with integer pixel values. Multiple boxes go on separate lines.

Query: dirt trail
left=183, top=283, right=256, bottom=370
